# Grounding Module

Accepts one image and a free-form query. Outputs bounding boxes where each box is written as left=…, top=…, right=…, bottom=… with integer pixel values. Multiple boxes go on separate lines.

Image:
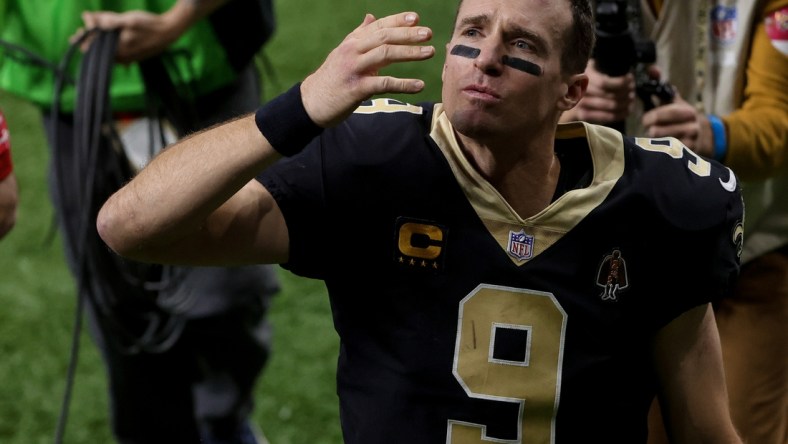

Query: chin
left=450, top=111, right=496, bottom=138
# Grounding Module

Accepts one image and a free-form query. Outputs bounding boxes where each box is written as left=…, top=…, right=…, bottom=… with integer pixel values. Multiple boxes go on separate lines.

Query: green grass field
left=0, top=1, right=454, bottom=442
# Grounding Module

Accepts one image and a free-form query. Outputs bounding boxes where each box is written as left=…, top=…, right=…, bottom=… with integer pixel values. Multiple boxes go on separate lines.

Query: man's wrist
left=255, top=82, right=324, bottom=157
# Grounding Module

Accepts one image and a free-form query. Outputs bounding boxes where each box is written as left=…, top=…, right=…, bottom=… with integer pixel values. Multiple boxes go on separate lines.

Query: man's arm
left=719, top=0, right=788, bottom=180
left=97, top=12, right=434, bottom=266
left=98, top=114, right=286, bottom=265
left=652, top=303, right=742, bottom=444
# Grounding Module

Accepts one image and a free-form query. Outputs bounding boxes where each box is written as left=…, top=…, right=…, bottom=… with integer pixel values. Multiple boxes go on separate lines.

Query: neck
left=457, top=131, right=561, bottom=219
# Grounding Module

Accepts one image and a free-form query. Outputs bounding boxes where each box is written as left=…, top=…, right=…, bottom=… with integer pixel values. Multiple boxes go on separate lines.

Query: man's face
left=441, top=0, right=573, bottom=141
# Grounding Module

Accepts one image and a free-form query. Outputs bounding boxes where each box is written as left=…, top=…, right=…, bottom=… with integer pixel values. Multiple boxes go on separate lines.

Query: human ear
left=559, top=72, right=588, bottom=111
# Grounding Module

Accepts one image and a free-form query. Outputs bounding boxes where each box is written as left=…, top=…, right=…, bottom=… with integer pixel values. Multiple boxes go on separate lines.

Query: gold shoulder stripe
left=354, top=98, right=423, bottom=115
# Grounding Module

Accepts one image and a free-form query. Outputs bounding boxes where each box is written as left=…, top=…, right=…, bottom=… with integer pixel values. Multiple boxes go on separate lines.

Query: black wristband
left=255, top=82, right=324, bottom=157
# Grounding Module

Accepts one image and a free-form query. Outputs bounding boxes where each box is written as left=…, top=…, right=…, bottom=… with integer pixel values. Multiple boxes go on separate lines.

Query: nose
left=473, top=40, right=504, bottom=76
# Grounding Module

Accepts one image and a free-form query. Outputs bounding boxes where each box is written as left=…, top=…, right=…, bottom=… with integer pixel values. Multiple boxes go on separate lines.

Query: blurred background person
left=643, top=1, right=787, bottom=442
left=0, top=1, right=280, bottom=443
left=560, top=1, right=787, bottom=442
left=560, top=0, right=700, bottom=137
left=0, top=107, right=18, bottom=239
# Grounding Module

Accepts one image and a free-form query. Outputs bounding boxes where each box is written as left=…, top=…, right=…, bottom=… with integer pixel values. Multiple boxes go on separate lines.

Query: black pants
left=43, top=65, right=278, bottom=443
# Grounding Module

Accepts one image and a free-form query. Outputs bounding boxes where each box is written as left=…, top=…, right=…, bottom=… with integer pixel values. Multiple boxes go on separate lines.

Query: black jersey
left=260, top=100, right=743, bottom=444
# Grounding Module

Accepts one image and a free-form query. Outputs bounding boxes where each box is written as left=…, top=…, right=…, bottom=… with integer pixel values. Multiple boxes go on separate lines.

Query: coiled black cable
left=2, top=29, right=189, bottom=444
left=2, top=28, right=280, bottom=443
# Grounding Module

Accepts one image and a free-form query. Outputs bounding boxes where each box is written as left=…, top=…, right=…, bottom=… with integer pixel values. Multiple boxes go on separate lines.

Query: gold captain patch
left=394, top=217, right=448, bottom=273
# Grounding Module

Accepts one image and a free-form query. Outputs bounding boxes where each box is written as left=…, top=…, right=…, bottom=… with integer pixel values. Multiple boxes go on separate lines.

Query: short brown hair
left=562, top=0, right=595, bottom=75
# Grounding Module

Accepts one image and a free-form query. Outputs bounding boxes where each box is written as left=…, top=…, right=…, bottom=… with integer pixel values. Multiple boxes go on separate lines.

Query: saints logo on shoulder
left=733, top=220, right=744, bottom=260
left=595, top=249, right=629, bottom=301
left=394, top=217, right=448, bottom=273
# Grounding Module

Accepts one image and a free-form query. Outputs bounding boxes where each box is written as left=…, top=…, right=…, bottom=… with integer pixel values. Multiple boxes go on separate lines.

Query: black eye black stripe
left=450, top=45, right=543, bottom=76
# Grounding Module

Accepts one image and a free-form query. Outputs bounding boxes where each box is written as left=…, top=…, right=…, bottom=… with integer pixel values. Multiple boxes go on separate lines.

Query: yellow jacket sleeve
left=723, top=0, right=788, bottom=181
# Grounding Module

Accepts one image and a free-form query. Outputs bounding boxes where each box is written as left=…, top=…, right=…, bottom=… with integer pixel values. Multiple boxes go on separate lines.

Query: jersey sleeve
left=623, top=136, right=745, bottom=327
left=258, top=134, right=332, bottom=280
left=694, top=178, right=744, bottom=305
left=258, top=100, right=432, bottom=280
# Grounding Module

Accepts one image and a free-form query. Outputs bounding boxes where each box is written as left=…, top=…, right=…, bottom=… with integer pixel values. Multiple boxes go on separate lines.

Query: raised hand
left=301, top=12, right=435, bottom=127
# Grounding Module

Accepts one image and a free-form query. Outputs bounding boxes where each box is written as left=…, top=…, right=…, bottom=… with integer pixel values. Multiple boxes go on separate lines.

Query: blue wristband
left=255, top=82, right=324, bottom=157
left=708, top=114, right=727, bottom=161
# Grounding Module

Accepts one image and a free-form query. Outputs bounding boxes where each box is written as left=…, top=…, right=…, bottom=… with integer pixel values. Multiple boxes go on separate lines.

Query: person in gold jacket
left=563, top=1, right=787, bottom=442
left=645, top=2, right=788, bottom=442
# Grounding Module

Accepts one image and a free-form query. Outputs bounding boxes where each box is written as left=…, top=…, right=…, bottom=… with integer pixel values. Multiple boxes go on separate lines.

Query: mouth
left=462, top=84, right=501, bottom=101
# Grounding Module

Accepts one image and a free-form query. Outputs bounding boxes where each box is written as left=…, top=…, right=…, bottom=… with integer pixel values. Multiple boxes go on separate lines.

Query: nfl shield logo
left=507, top=229, right=534, bottom=261
left=710, top=5, right=737, bottom=46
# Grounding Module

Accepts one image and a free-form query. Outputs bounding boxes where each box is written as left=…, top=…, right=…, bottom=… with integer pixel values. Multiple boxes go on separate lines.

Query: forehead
left=453, top=0, right=571, bottom=40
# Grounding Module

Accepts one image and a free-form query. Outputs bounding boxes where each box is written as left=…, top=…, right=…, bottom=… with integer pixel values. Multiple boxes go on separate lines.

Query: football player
left=98, top=0, right=744, bottom=442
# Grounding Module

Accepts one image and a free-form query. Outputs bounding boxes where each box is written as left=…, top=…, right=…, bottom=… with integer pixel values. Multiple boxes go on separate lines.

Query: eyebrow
left=457, top=13, right=489, bottom=30
left=456, top=14, right=548, bottom=55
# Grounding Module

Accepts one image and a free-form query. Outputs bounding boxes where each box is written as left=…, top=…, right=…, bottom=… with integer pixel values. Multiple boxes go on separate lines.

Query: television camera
left=593, top=0, right=675, bottom=133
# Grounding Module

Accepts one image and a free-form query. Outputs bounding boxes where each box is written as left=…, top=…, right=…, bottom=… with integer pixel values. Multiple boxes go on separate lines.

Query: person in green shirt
left=0, top=1, right=278, bottom=443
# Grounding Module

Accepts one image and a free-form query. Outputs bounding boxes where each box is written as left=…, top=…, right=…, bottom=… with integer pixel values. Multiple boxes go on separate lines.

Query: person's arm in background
left=77, top=0, right=231, bottom=63
left=558, top=59, right=636, bottom=124
left=0, top=108, right=18, bottom=240
left=636, top=73, right=701, bottom=150
left=716, top=1, right=788, bottom=180
left=644, top=1, right=788, bottom=180
left=652, top=304, right=742, bottom=444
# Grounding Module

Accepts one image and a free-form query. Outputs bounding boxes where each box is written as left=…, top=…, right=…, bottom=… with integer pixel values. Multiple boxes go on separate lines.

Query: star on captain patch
left=507, top=229, right=534, bottom=261
left=595, top=249, right=629, bottom=301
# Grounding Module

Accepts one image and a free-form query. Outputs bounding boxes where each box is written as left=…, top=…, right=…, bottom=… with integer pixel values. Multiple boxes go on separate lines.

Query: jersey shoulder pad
left=623, top=136, right=743, bottom=230
left=323, top=99, right=434, bottom=162
left=349, top=98, right=432, bottom=132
